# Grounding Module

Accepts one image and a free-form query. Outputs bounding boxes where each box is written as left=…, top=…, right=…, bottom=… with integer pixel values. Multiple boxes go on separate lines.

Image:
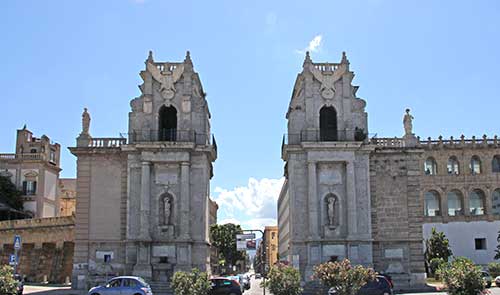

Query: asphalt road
left=245, top=278, right=267, bottom=295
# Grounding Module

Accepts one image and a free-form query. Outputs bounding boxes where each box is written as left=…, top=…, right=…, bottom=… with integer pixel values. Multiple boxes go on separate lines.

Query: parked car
left=328, top=276, right=392, bottom=295
left=13, top=274, right=23, bottom=295
left=88, top=276, right=153, bottom=295
left=237, top=274, right=251, bottom=290
left=482, top=271, right=492, bottom=288
left=495, top=275, right=500, bottom=287
left=210, top=278, right=243, bottom=295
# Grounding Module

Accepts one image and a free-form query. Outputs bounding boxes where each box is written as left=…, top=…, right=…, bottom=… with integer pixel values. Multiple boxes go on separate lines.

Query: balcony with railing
left=123, top=129, right=213, bottom=145
left=283, top=129, right=371, bottom=145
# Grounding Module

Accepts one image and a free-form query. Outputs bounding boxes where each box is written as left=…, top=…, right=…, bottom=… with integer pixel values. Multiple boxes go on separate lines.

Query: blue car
left=88, top=276, right=153, bottom=295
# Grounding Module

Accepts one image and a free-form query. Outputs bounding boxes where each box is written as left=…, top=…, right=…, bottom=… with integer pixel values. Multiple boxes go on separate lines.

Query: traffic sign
left=236, top=233, right=256, bottom=240
left=9, top=254, right=17, bottom=266
left=13, top=235, right=21, bottom=250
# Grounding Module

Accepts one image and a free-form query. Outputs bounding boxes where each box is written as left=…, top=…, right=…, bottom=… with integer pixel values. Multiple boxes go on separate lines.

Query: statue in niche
left=403, top=108, right=414, bottom=136
left=163, top=195, right=172, bottom=225
left=326, top=195, right=337, bottom=226
left=81, top=108, right=91, bottom=136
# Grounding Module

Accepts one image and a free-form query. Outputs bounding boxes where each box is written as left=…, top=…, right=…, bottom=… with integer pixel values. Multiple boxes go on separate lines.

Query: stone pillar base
left=132, top=264, right=152, bottom=279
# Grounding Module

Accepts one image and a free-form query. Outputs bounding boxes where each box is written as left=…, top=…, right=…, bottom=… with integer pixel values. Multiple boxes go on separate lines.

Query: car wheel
left=383, top=292, right=390, bottom=295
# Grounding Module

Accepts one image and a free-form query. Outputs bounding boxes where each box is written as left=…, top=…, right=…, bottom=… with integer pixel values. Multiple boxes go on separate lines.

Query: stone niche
left=318, top=163, right=347, bottom=238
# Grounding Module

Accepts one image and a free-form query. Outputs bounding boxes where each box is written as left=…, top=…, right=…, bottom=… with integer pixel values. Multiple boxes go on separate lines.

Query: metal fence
left=283, top=129, right=372, bottom=145
left=123, top=129, right=212, bottom=145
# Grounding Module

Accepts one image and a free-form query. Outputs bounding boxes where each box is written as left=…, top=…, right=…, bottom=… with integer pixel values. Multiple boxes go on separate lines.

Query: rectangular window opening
left=475, top=238, right=487, bottom=250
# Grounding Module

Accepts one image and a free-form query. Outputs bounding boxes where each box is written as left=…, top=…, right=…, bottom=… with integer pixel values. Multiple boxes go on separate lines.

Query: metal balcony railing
left=283, top=129, right=371, bottom=145
left=123, top=129, right=213, bottom=145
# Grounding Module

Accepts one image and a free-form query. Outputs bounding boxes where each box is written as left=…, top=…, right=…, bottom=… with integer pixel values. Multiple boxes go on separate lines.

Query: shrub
left=171, top=268, right=211, bottom=295
left=313, top=259, right=376, bottom=295
left=429, top=257, right=446, bottom=278
left=437, top=257, right=485, bottom=295
left=261, top=263, right=302, bottom=295
left=0, top=265, right=18, bottom=295
left=488, top=262, right=500, bottom=278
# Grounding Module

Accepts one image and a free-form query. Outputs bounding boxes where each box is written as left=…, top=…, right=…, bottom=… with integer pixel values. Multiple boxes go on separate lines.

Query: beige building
left=0, top=127, right=61, bottom=218
left=255, top=226, right=278, bottom=273
left=278, top=52, right=500, bottom=292
left=58, top=178, right=76, bottom=216
left=70, top=51, right=218, bottom=291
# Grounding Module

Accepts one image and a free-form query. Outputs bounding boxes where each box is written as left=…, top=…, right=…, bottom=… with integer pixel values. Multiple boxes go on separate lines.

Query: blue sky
left=1, top=0, right=500, bottom=229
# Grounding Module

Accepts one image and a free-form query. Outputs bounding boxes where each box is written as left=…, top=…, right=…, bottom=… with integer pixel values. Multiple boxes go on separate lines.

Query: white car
left=495, top=275, right=500, bottom=287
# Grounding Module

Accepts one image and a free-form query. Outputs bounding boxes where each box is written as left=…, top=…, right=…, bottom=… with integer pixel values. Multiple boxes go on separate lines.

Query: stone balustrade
left=418, top=135, right=499, bottom=149
left=88, top=138, right=127, bottom=148
left=370, top=137, right=406, bottom=148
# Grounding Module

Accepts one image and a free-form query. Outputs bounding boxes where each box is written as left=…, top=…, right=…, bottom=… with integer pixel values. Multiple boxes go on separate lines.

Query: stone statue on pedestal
left=403, top=108, right=414, bottom=136
left=81, top=108, right=91, bottom=136
left=163, top=196, right=172, bottom=225
left=327, top=196, right=337, bottom=226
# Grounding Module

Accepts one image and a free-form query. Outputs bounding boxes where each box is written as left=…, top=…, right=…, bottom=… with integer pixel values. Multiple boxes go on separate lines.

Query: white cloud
left=296, top=35, right=323, bottom=54
left=213, top=177, right=284, bottom=230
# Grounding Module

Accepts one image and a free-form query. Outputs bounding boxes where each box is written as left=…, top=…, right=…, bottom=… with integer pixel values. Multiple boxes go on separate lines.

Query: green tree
left=437, top=257, right=485, bottom=295
left=0, top=175, right=23, bottom=210
left=313, top=259, right=376, bottom=295
left=171, top=268, right=211, bottom=295
left=261, top=263, right=302, bottom=295
left=210, top=223, right=245, bottom=271
left=488, top=262, right=500, bottom=278
left=425, top=227, right=453, bottom=272
left=0, top=265, right=18, bottom=295
left=494, top=230, right=500, bottom=260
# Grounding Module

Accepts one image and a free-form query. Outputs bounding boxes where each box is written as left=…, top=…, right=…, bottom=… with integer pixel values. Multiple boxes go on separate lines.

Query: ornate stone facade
left=69, top=52, right=217, bottom=290
left=279, top=52, right=500, bottom=290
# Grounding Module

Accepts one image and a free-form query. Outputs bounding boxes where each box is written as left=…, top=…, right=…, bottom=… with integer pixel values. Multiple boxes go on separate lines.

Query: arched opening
left=492, top=189, right=500, bottom=215
left=320, top=106, right=338, bottom=141
left=469, top=189, right=485, bottom=215
left=447, top=156, right=460, bottom=175
left=424, top=157, right=438, bottom=175
left=158, top=105, right=177, bottom=141
left=492, top=156, right=500, bottom=173
left=424, top=191, right=441, bottom=216
left=470, top=156, right=482, bottom=175
left=447, top=190, right=463, bottom=216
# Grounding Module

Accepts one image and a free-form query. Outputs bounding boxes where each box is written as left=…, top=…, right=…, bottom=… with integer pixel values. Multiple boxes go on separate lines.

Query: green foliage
left=171, top=268, right=211, bottom=295
left=425, top=227, right=453, bottom=271
left=261, top=263, right=302, bottom=295
left=495, top=231, right=500, bottom=260
left=437, top=257, right=485, bottom=295
left=0, top=175, right=23, bottom=210
left=488, top=262, right=500, bottom=278
left=210, top=223, right=245, bottom=268
left=313, top=259, right=376, bottom=295
left=0, top=265, right=18, bottom=295
left=429, top=258, right=447, bottom=278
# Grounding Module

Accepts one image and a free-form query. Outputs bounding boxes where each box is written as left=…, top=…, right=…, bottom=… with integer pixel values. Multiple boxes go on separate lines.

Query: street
left=245, top=278, right=267, bottom=295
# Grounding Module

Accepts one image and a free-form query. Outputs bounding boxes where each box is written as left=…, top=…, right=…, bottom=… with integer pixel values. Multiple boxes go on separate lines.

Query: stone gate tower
left=281, top=52, right=373, bottom=279
left=70, top=51, right=217, bottom=289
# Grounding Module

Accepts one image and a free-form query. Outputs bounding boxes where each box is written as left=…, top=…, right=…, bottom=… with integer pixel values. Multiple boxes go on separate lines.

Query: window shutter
left=22, top=181, right=27, bottom=195
left=33, top=181, right=37, bottom=194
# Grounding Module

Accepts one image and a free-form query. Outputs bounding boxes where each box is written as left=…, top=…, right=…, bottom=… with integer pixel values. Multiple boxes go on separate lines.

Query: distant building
left=255, top=226, right=278, bottom=273
left=0, top=126, right=61, bottom=218
left=58, top=178, right=76, bottom=216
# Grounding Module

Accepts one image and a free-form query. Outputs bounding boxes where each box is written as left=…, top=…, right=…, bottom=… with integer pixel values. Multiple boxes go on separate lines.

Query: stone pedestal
left=159, top=225, right=175, bottom=238
left=403, top=134, right=418, bottom=147
left=76, top=134, right=91, bottom=147
left=133, top=243, right=152, bottom=279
